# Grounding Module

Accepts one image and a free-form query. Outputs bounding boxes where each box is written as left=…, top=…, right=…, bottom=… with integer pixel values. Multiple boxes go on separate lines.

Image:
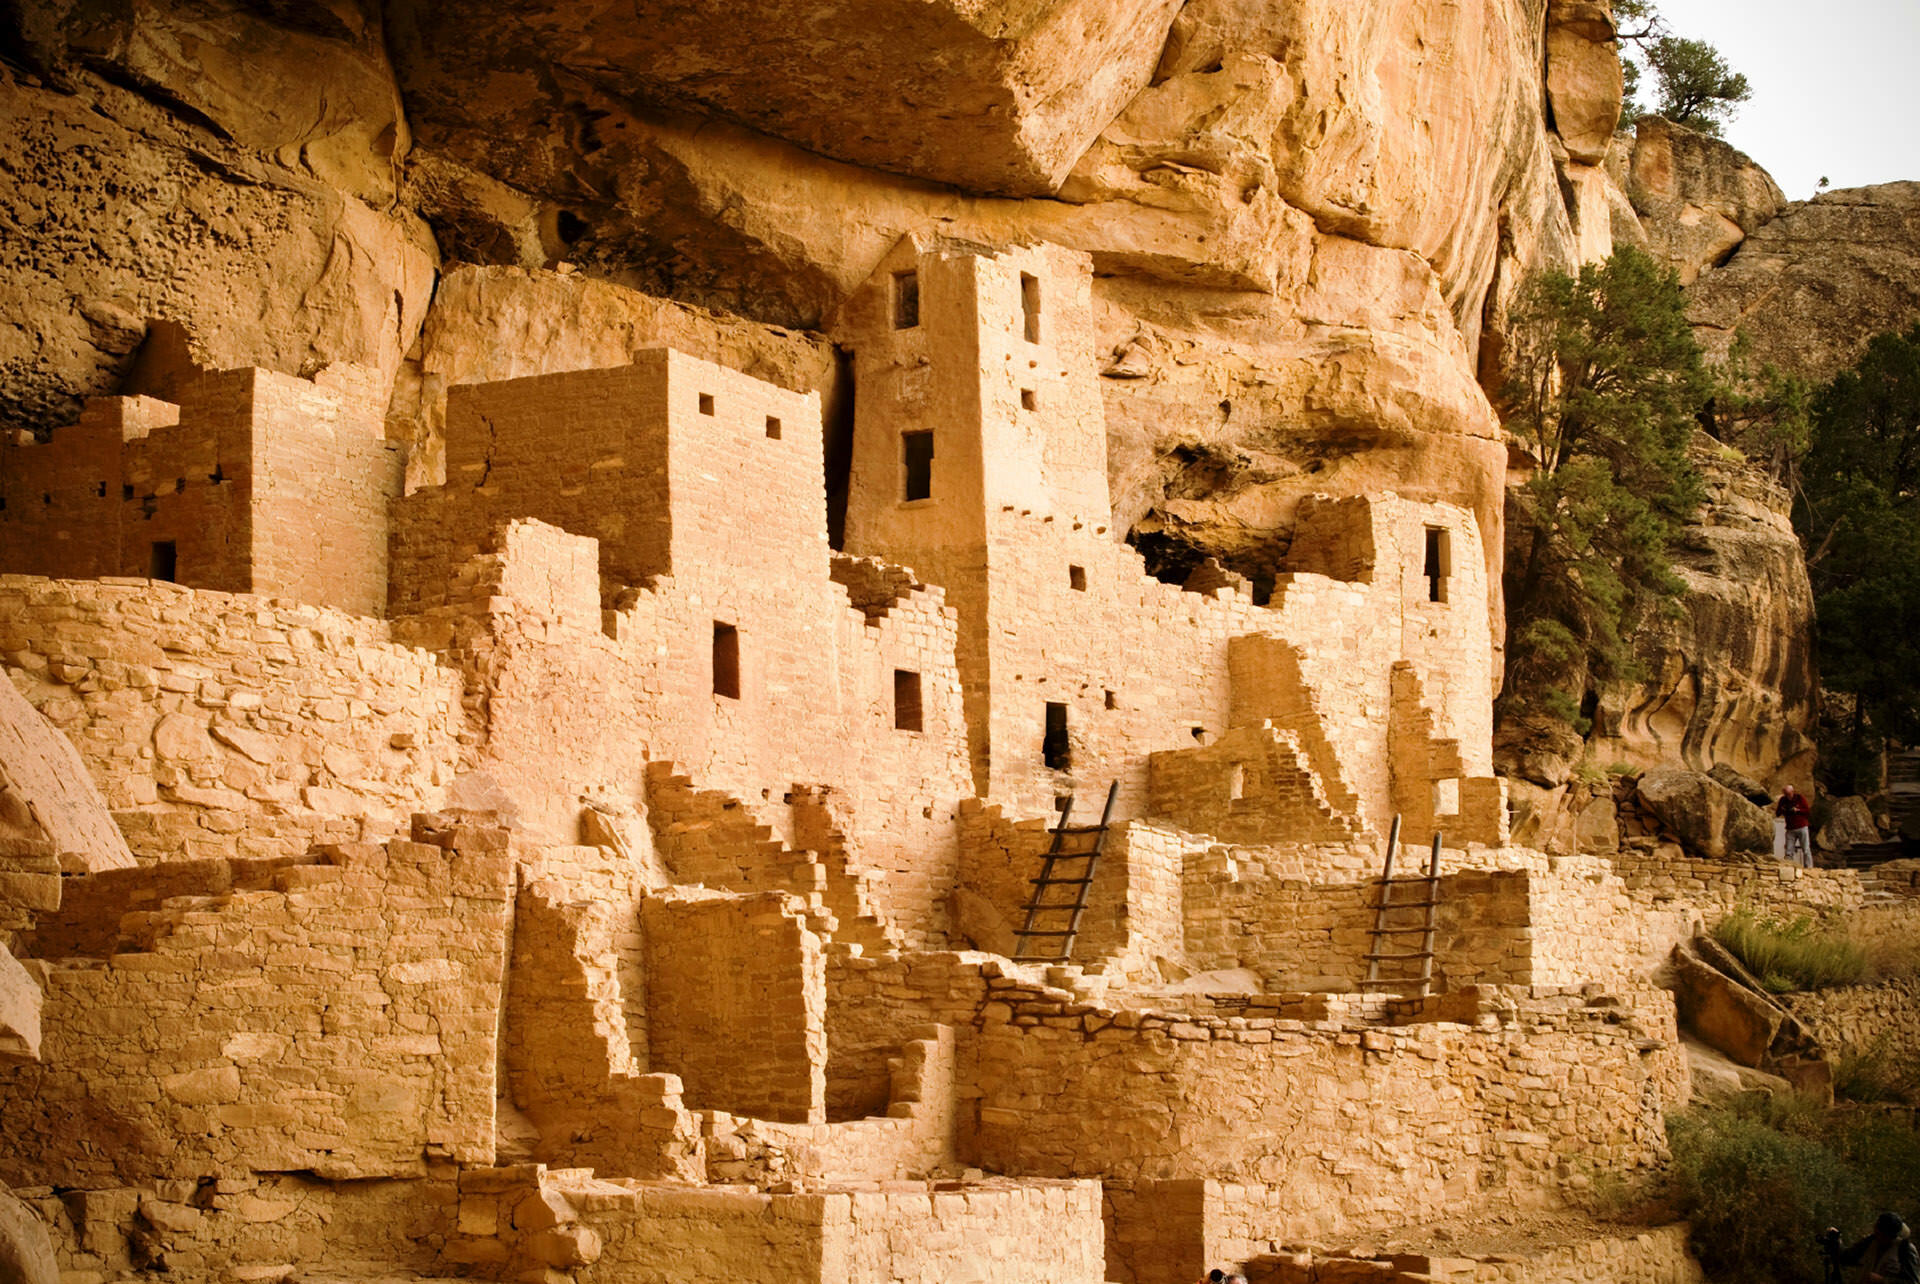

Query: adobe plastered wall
left=0, top=832, right=511, bottom=1187
left=0, top=576, right=467, bottom=862
left=0, top=368, right=398, bottom=616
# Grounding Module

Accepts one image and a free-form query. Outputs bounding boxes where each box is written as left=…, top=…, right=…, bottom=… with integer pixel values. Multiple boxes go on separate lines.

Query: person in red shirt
left=1776, top=783, right=1813, bottom=868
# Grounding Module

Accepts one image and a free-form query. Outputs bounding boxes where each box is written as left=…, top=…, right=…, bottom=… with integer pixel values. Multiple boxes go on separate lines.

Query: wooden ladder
left=1360, top=816, right=1443, bottom=998
left=1012, top=782, right=1119, bottom=963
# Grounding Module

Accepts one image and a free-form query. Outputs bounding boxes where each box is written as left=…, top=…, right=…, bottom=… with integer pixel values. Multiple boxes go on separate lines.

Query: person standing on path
left=1776, top=783, right=1814, bottom=868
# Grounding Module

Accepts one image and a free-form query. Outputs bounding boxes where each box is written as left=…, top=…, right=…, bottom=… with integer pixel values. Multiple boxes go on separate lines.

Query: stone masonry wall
left=1180, top=849, right=1654, bottom=994
left=642, top=888, right=829, bottom=1124
left=0, top=832, right=511, bottom=1187
left=957, top=804, right=1192, bottom=981
left=966, top=978, right=1684, bottom=1235
left=0, top=576, right=467, bottom=862
left=446, top=1166, right=1106, bottom=1284
left=0, top=368, right=400, bottom=617
left=1785, top=978, right=1920, bottom=1067
left=825, top=948, right=996, bottom=1120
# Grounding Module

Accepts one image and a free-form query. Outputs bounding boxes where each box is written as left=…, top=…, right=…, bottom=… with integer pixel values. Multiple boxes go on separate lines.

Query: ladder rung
left=1032, top=876, right=1096, bottom=886
left=1364, top=950, right=1434, bottom=961
left=1374, top=900, right=1439, bottom=909
left=1015, top=928, right=1078, bottom=937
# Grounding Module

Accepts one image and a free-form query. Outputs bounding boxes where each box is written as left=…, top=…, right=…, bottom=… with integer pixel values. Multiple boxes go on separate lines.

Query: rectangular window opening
left=712, top=622, right=740, bottom=699
left=1104, top=689, right=1116, bottom=710
left=902, top=430, right=934, bottom=502
left=893, top=670, right=923, bottom=732
left=149, top=540, right=177, bottom=582
left=1068, top=564, right=1086, bottom=592
left=1043, top=702, right=1071, bottom=771
left=1423, top=527, right=1451, bottom=604
left=1020, top=271, right=1041, bottom=343
left=95, top=481, right=107, bottom=498
left=765, top=415, right=782, bottom=439
left=1229, top=763, right=1247, bottom=801
left=698, top=393, right=716, bottom=416
left=892, top=270, right=920, bottom=329
left=1020, top=388, right=1037, bottom=412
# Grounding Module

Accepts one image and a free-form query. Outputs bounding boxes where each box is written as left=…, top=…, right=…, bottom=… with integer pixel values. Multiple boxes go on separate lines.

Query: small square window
left=698, top=393, right=716, bottom=416
left=766, top=416, right=782, bottom=439
left=893, top=270, right=920, bottom=329
left=1020, top=388, right=1037, bottom=412
left=894, top=670, right=923, bottom=732
left=1069, top=565, right=1086, bottom=591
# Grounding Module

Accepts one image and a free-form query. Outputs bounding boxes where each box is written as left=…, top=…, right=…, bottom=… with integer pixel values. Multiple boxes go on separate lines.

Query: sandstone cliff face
left=9, top=0, right=1839, bottom=801
left=1592, top=435, right=1816, bottom=784
left=0, top=6, right=435, bottom=431
left=1688, top=181, right=1920, bottom=380
left=1626, top=117, right=1785, bottom=286
left=1, top=0, right=1636, bottom=642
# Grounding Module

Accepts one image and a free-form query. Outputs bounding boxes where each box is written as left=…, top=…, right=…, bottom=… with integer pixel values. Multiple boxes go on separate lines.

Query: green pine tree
left=1496, top=247, right=1710, bottom=775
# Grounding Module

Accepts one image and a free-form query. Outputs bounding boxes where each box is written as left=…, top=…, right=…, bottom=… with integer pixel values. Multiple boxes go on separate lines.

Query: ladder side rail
left=1364, top=814, right=1404, bottom=986
left=1416, top=831, right=1443, bottom=997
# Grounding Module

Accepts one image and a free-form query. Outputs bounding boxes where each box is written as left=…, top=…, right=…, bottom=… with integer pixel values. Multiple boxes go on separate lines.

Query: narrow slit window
left=765, top=416, right=782, bottom=439
left=1423, top=527, right=1451, bottom=604
left=1020, top=388, right=1037, bottom=412
left=1229, top=764, right=1247, bottom=801
left=902, top=430, right=934, bottom=502
left=1069, top=565, right=1086, bottom=591
left=149, top=540, right=177, bottom=582
left=1043, top=702, right=1071, bottom=771
left=712, top=622, right=740, bottom=699
left=698, top=393, right=716, bottom=416
left=892, top=270, right=920, bottom=329
left=1020, top=271, right=1041, bottom=343
left=894, top=670, right=923, bottom=731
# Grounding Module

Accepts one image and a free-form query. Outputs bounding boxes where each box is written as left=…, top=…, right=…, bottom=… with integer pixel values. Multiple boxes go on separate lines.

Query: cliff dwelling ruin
left=4, top=3, right=1920, bottom=1283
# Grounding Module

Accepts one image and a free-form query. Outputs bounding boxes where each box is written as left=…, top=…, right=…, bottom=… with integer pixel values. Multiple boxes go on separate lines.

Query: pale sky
left=1641, top=0, right=1920, bottom=200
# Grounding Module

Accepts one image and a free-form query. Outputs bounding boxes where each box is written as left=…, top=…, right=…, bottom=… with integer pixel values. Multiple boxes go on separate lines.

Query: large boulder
left=0, top=945, right=39, bottom=1066
left=0, top=677, right=135, bottom=875
left=1669, top=939, right=1783, bottom=1067
left=1545, top=0, right=1623, bottom=165
left=1636, top=767, right=1775, bottom=859
left=0, top=1186, right=57, bottom=1284
left=1817, top=796, right=1880, bottom=853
